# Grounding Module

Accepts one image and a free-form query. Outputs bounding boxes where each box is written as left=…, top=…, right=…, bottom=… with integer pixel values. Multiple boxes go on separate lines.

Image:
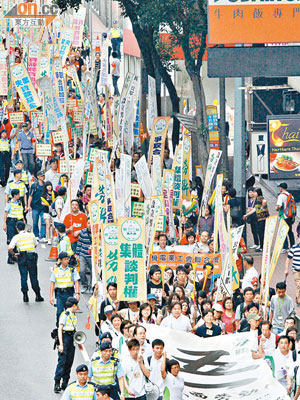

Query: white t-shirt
left=242, top=267, right=259, bottom=290
left=163, top=374, right=184, bottom=400
left=122, top=356, right=146, bottom=398
left=145, top=356, right=165, bottom=395
left=160, top=314, right=192, bottom=332
left=53, top=197, right=65, bottom=223
left=45, top=169, right=60, bottom=189
left=276, top=192, right=289, bottom=219
left=264, top=348, right=294, bottom=388
left=119, top=308, right=139, bottom=323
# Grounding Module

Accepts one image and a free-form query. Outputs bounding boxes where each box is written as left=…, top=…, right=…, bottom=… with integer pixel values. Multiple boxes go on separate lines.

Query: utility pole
left=219, top=77, right=229, bottom=179
left=233, top=78, right=246, bottom=238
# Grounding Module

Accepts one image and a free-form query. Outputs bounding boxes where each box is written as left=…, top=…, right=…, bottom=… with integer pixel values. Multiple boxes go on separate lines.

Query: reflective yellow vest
left=91, top=356, right=118, bottom=385
left=14, top=231, right=35, bottom=251
left=7, top=201, right=23, bottom=220
left=8, top=180, right=26, bottom=198
left=58, top=234, right=74, bottom=256
left=60, top=310, right=77, bottom=331
left=0, top=139, right=10, bottom=152
left=111, top=27, right=121, bottom=39
left=53, top=266, right=74, bottom=288
left=68, top=382, right=95, bottom=399
left=21, top=171, right=29, bottom=185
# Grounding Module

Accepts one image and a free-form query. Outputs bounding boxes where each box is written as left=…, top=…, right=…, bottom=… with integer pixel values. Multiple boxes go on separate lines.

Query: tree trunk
left=189, top=72, right=209, bottom=176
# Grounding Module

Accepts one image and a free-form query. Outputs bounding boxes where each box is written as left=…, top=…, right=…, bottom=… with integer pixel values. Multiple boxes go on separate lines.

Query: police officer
left=50, top=252, right=80, bottom=326
left=13, top=159, right=31, bottom=189
left=0, top=129, right=11, bottom=186
left=88, top=342, right=125, bottom=400
left=96, top=332, right=120, bottom=361
left=96, top=385, right=113, bottom=400
left=108, top=20, right=123, bottom=59
left=8, top=220, right=44, bottom=303
left=56, top=223, right=77, bottom=267
left=61, top=364, right=96, bottom=400
left=5, top=168, right=28, bottom=208
left=4, top=188, right=24, bottom=264
left=54, top=297, right=79, bottom=393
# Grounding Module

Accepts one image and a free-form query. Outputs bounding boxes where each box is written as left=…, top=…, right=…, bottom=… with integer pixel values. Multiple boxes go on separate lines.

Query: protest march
left=1, top=2, right=300, bottom=400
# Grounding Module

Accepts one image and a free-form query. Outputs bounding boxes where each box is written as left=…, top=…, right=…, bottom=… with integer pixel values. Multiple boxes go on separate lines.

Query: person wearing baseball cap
left=61, top=364, right=96, bottom=399
left=276, top=182, right=296, bottom=253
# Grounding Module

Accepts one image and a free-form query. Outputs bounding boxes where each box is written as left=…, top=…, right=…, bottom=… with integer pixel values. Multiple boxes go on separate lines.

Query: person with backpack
left=276, top=183, right=296, bottom=253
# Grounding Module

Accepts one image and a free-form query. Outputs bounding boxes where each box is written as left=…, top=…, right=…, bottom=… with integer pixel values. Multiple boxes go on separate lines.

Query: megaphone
left=74, top=331, right=87, bottom=345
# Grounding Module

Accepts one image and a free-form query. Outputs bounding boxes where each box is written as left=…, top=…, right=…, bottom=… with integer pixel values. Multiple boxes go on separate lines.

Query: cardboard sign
left=131, top=183, right=142, bottom=198
left=51, top=130, right=71, bottom=144
left=8, top=111, right=25, bottom=124
left=30, top=111, right=43, bottom=124
left=131, top=201, right=145, bottom=217
left=67, top=98, right=77, bottom=109
left=71, top=125, right=83, bottom=138
left=73, top=111, right=82, bottom=123
left=58, top=159, right=79, bottom=174
left=85, top=171, right=93, bottom=185
left=156, top=214, right=166, bottom=232
left=149, top=252, right=222, bottom=274
left=35, top=143, right=53, bottom=157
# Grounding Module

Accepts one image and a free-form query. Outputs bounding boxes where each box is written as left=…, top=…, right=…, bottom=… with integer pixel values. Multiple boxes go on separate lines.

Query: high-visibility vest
left=60, top=310, right=77, bottom=331
left=21, top=171, right=29, bottom=185
left=7, top=201, right=23, bottom=220
left=53, top=266, right=74, bottom=288
left=68, top=382, right=95, bottom=399
left=58, top=234, right=74, bottom=256
left=111, top=27, right=121, bottom=39
left=91, top=356, right=118, bottom=385
left=14, top=231, right=35, bottom=251
left=8, top=180, right=26, bottom=198
left=0, top=139, right=10, bottom=152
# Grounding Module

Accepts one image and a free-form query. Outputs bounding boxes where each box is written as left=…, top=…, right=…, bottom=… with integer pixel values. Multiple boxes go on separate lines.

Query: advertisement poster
left=268, top=115, right=300, bottom=180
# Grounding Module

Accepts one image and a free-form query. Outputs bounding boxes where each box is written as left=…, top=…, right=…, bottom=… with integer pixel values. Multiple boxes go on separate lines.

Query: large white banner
left=147, top=75, right=157, bottom=132
left=146, top=325, right=289, bottom=400
left=134, top=155, right=153, bottom=199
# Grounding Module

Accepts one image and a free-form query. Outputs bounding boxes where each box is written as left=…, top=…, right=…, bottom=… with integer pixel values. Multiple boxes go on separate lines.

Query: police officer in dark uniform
left=61, top=364, right=96, bottom=399
left=8, top=220, right=44, bottom=302
left=54, top=297, right=79, bottom=393
left=50, top=252, right=80, bottom=326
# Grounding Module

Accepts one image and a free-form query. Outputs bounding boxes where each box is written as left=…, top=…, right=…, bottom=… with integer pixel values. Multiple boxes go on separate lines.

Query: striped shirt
left=288, top=243, right=300, bottom=271
left=75, top=227, right=92, bottom=258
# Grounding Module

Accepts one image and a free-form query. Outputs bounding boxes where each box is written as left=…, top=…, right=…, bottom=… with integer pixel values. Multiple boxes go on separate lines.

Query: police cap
left=100, top=341, right=112, bottom=351
left=16, top=221, right=25, bottom=231
left=58, top=251, right=69, bottom=260
left=11, top=188, right=20, bottom=196
left=15, top=160, right=23, bottom=165
left=56, top=223, right=66, bottom=233
left=66, top=296, right=78, bottom=305
left=13, top=169, right=22, bottom=175
left=76, top=364, right=88, bottom=373
left=96, top=385, right=111, bottom=395
left=100, top=331, right=112, bottom=341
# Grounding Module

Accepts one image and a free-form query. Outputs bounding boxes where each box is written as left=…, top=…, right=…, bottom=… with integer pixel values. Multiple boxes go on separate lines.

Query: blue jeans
left=272, top=327, right=283, bottom=334
left=112, top=75, right=120, bottom=96
left=32, top=208, right=46, bottom=238
left=17, top=252, right=40, bottom=293
left=111, top=38, right=121, bottom=59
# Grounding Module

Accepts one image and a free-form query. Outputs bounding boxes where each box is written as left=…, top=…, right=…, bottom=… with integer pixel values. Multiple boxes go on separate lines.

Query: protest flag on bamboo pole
left=117, top=217, right=147, bottom=302
left=200, top=150, right=222, bottom=216
left=102, top=223, right=118, bottom=294
left=269, top=218, right=289, bottom=283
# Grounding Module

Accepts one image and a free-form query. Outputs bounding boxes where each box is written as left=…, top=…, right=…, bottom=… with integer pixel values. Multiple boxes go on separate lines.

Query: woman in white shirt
left=160, top=302, right=192, bottom=332
left=163, top=359, right=184, bottom=400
